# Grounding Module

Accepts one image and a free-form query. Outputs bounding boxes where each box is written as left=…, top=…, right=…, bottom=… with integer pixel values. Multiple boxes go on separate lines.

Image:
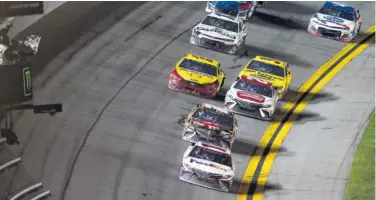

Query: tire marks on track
left=60, top=15, right=201, bottom=199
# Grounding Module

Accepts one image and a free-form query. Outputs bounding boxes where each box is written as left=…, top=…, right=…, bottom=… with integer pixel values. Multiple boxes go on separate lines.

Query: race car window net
left=318, top=5, right=355, bottom=21
left=189, top=146, right=232, bottom=167
left=202, top=16, right=239, bottom=33
left=234, top=79, right=273, bottom=98
left=179, top=58, right=217, bottom=76
left=193, top=108, right=234, bottom=129
left=246, top=60, right=285, bottom=78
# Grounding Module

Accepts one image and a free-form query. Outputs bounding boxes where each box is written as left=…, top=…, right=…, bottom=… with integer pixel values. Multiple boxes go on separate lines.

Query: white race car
left=190, top=12, right=247, bottom=54
left=179, top=142, right=235, bottom=192
left=224, top=75, right=278, bottom=120
left=205, top=1, right=258, bottom=21
left=307, top=1, right=362, bottom=42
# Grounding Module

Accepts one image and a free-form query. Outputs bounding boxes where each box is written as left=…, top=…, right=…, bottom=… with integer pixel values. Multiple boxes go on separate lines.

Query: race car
left=179, top=142, right=235, bottom=192
left=307, top=1, right=362, bottom=42
left=190, top=12, right=248, bottom=54
left=237, top=56, right=292, bottom=99
left=182, top=103, right=238, bottom=149
left=168, top=54, right=226, bottom=99
left=224, top=75, right=278, bottom=120
left=205, top=1, right=257, bottom=20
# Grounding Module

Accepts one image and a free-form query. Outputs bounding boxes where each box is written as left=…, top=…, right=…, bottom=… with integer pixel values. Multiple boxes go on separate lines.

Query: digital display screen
left=23, top=67, right=32, bottom=96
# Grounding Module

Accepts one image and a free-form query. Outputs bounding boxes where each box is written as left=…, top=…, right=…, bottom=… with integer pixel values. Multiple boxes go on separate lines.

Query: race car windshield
left=189, top=146, right=232, bottom=167
left=246, top=60, right=285, bottom=77
left=318, top=6, right=355, bottom=21
left=234, top=79, right=273, bottom=98
left=193, top=108, right=233, bottom=129
left=179, top=58, right=217, bottom=76
left=202, top=16, right=239, bottom=33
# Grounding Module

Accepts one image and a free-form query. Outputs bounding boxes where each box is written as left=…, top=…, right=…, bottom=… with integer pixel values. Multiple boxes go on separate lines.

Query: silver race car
left=307, top=1, right=362, bottom=42
left=224, top=75, right=278, bottom=120
left=179, top=142, right=235, bottom=192
left=190, top=12, right=247, bottom=54
left=182, top=103, right=238, bottom=149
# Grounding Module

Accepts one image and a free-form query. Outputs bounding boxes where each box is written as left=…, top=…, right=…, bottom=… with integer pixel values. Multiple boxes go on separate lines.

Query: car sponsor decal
left=323, top=15, right=345, bottom=24
left=196, top=27, right=236, bottom=39
left=236, top=91, right=265, bottom=103
left=241, top=75, right=273, bottom=87
left=191, top=159, right=228, bottom=172
left=200, top=120, right=220, bottom=130
left=179, top=68, right=215, bottom=78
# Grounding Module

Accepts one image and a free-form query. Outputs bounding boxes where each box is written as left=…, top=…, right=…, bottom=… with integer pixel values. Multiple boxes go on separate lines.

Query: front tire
left=219, top=181, right=230, bottom=192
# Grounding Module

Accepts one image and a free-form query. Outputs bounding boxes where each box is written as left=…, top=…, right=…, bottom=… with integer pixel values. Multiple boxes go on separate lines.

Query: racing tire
left=219, top=181, right=230, bottom=192
left=220, top=78, right=225, bottom=88
left=220, top=140, right=231, bottom=149
left=357, top=23, right=362, bottom=36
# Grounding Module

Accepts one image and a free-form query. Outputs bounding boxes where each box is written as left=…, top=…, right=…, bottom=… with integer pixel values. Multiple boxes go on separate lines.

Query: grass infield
left=345, top=112, right=375, bottom=200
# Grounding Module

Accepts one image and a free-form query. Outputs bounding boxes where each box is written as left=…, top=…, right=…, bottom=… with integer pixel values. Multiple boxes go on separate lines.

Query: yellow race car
left=237, top=56, right=292, bottom=99
left=168, top=54, right=226, bottom=99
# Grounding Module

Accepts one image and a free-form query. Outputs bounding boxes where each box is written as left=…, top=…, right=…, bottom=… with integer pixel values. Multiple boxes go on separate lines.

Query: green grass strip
left=345, top=112, right=375, bottom=200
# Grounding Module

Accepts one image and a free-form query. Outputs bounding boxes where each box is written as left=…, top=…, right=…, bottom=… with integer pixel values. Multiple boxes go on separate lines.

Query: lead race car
left=308, top=1, right=362, bottom=42
left=190, top=12, right=247, bottom=54
left=224, top=75, right=278, bottom=120
left=182, top=103, right=238, bottom=149
left=205, top=1, right=258, bottom=21
left=179, top=142, right=235, bottom=192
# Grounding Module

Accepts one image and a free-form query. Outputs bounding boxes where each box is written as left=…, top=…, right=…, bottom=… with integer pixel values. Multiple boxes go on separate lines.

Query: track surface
left=265, top=41, right=375, bottom=200
left=3, top=1, right=375, bottom=200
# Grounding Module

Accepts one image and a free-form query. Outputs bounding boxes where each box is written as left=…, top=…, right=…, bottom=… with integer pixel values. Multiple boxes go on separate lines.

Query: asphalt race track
left=3, top=1, right=375, bottom=200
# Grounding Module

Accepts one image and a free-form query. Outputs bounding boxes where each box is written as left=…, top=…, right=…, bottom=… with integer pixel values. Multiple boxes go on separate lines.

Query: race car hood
left=240, top=69, right=285, bottom=87
left=195, top=24, right=238, bottom=41
left=227, top=87, right=275, bottom=105
left=176, top=66, right=218, bottom=85
left=315, top=13, right=355, bottom=29
left=191, top=118, right=233, bottom=133
left=186, top=157, right=233, bottom=175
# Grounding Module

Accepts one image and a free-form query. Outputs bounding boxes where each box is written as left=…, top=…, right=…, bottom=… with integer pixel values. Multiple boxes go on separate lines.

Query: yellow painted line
left=237, top=25, right=376, bottom=200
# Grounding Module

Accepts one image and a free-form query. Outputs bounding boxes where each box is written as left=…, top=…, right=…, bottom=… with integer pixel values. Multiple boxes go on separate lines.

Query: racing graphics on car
left=182, top=104, right=237, bottom=149
left=307, top=1, right=362, bottom=42
left=224, top=75, right=278, bottom=120
left=180, top=142, right=235, bottom=192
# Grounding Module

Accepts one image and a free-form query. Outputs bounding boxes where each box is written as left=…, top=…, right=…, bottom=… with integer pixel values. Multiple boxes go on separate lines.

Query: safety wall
left=7, top=1, right=66, bottom=38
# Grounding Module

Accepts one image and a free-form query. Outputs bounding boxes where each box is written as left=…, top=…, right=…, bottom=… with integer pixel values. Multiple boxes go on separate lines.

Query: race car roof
left=196, top=142, right=231, bottom=155
left=253, top=56, right=287, bottom=68
left=200, top=103, right=232, bottom=115
left=208, top=12, right=242, bottom=23
left=323, top=1, right=356, bottom=13
left=183, top=53, right=220, bottom=67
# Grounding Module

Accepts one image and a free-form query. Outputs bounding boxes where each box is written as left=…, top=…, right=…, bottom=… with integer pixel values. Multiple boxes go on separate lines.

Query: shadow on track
left=231, top=138, right=293, bottom=157
left=350, top=31, right=376, bottom=45
left=282, top=89, right=340, bottom=104
left=260, top=2, right=318, bottom=15
left=273, top=108, right=326, bottom=124
left=235, top=44, right=313, bottom=68
left=213, top=86, right=230, bottom=102
left=251, top=11, right=308, bottom=31
left=230, top=178, right=282, bottom=194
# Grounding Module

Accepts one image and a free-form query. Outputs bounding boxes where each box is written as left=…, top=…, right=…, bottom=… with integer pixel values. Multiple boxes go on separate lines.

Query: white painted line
left=30, top=191, right=51, bottom=200
left=0, top=157, right=21, bottom=172
left=10, top=182, right=43, bottom=200
left=0, top=138, right=6, bottom=145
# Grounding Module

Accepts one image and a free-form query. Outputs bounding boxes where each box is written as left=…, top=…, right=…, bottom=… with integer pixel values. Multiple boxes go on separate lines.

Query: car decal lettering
left=236, top=91, right=265, bottom=103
